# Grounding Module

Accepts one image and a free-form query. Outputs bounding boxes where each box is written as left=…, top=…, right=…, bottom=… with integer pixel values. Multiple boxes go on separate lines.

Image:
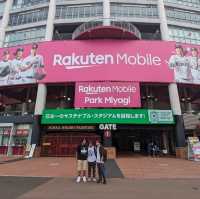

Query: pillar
left=162, top=132, right=169, bottom=152
left=22, top=102, right=27, bottom=115
left=186, top=102, right=193, bottom=113
left=103, top=130, right=112, bottom=147
left=32, top=0, right=56, bottom=146
left=0, top=0, right=13, bottom=47
left=45, top=0, right=56, bottom=41
left=32, top=84, right=47, bottom=145
left=158, top=0, right=186, bottom=158
left=103, top=0, right=111, bottom=26
left=34, top=83, right=47, bottom=115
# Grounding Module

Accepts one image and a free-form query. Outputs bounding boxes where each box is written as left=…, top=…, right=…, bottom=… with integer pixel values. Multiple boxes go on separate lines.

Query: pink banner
left=0, top=40, right=200, bottom=87
left=75, top=82, right=141, bottom=108
left=41, top=40, right=174, bottom=83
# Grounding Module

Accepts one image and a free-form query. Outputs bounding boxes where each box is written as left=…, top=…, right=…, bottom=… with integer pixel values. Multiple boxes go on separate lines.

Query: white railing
left=72, top=17, right=141, bottom=40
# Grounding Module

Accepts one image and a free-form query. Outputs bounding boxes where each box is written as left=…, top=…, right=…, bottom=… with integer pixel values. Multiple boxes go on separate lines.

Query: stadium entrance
left=112, top=126, right=175, bottom=156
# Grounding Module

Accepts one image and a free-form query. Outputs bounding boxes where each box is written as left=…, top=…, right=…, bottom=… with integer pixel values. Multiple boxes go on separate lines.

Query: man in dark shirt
left=76, top=139, right=88, bottom=183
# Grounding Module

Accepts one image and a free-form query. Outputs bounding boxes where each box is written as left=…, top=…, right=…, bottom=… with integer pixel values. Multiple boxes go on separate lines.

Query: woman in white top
left=87, top=141, right=97, bottom=182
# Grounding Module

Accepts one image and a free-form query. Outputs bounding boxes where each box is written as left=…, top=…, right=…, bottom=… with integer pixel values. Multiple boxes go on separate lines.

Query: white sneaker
left=76, top=176, right=81, bottom=183
left=93, top=178, right=97, bottom=182
left=82, top=176, right=87, bottom=183
left=88, top=178, right=91, bottom=182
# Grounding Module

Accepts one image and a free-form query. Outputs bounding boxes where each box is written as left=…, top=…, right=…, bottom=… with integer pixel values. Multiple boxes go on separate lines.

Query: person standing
left=8, top=48, right=24, bottom=84
left=22, top=43, right=46, bottom=82
left=189, top=47, right=200, bottom=83
left=169, top=44, right=191, bottom=83
left=0, top=50, right=11, bottom=85
left=96, top=140, right=107, bottom=184
left=87, top=141, right=97, bottom=182
left=76, top=139, right=88, bottom=183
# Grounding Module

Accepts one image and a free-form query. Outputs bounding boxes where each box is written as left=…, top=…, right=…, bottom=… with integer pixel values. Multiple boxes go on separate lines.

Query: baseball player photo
left=189, top=47, right=200, bottom=84
left=22, top=43, right=46, bottom=81
left=0, top=50, right=11, bottom=86
left=169, top=44, right=191, bottom=83
left=7, top=47, right=24, bottom=84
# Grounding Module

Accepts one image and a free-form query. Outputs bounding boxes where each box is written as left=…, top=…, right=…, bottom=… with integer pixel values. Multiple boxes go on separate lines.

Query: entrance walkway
left=116, top=156, right=200, bottom=179
left=0, top=157, right=200, bottom=179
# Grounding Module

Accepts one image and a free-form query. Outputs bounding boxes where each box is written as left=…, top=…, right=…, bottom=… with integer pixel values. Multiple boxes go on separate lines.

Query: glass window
left=9, top=8, right=48, bottom=26
left=164, top=0, right=200, bottom=8
left=166, top=7, right=200, bottom=25
left=0, top=1, right=5, bottom=16
left=110, top=3, right=159, bottom=18
left=12, top=0, right=49, bottom=9
left=4, top=26, right=46, bottom=47
left=55, top=3, right=103, bottom=19
left=168, top=25, right=200, bottom=45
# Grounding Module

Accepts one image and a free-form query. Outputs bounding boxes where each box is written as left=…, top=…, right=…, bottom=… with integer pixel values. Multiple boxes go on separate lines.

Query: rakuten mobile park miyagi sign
left=75, top=82, right=141, bottom=108
left=0, top=40, right=200, bottom=87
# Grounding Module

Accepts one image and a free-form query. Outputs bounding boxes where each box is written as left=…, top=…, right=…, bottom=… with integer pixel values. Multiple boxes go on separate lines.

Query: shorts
left=77, top=160, right=87, bottom=171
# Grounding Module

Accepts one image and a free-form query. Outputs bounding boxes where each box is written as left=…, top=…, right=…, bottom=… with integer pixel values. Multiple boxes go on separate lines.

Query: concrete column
left=103, top=130, right=112, bottom=147
left=45, top=0, right=56, bottom=41
left=162, top=132, right=169, bottom=152
left=34, top=84, right=47, bottom=115
left=22, top=102, right=27, bottom=115
left=32, top=1, right=56, bottom=146
left=35, top=0, right=56, bottom=113
left=168, top=83, right=182, bottom=115
left=186, top=102, right=193, bottom=113
left=0, top=0, right=13, bottom=47
left=158, top=0, right=186, bottom=157
left=35, top=0, right=56, bottom=116
left=158, top=0, right=170, bottom=41
left=103, top=0, right=111, bottom=26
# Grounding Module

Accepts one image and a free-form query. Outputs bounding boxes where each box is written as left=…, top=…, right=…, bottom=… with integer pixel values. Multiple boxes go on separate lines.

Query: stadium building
left=0, top=0, right=200, bottom=158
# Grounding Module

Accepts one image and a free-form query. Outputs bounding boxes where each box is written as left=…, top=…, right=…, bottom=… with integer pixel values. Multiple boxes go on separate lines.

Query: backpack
left=102, top=148, right=108, bottom=162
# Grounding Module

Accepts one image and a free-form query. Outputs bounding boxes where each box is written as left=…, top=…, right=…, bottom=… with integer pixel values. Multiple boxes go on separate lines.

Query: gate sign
left=75, top=82, right=141, bottom=108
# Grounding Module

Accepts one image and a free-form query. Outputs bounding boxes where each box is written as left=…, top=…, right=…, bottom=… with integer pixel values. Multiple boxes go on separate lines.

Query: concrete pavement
left=13, top=178, right=200, bottom=199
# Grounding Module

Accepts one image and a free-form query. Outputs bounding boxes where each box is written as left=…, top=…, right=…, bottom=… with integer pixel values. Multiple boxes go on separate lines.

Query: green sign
left=148, top=110, right=174, bottom=124
left=41, top=109, right=149, bottom=124
left=42, top=109, right=174, bottom=125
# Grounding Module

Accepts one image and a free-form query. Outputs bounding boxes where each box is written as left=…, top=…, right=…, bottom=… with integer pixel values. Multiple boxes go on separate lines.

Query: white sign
left=99, top=124, right=117, bottom=131
left=134, top=142, right=141, bottom=152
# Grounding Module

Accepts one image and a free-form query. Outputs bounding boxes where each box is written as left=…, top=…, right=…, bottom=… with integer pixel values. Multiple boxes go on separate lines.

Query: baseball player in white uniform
left=8, top=48, right=24, bottom=84
left=169, top=45, right=191, bottom=83
left=0, top=50, right=11, bottom=86
left=189, top=47, right=200, bottom=84
left=21, top=43, right=45, bottom=82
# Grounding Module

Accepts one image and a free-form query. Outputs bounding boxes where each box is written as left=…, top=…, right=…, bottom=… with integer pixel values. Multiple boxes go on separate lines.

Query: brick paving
left=0, top=157, right=76, bottom=177
left=116, top=156, right=200, bottom=179
left=0, top=156, right=200, bottom=179
left=0, top=155, right=23, bottom=164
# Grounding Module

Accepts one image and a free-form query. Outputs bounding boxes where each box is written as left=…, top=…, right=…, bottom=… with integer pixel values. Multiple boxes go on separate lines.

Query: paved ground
left=0, top=157, right=200, bottom=199
left=0, top=157, right=200, bottom=179
left=0, top=176, right=51, bottom=199
left=0, top=177, right=200, bottom=199
left=117, top=156, right=200, bottom=179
